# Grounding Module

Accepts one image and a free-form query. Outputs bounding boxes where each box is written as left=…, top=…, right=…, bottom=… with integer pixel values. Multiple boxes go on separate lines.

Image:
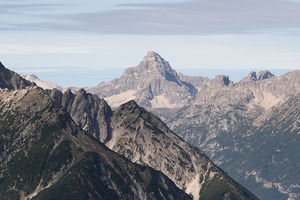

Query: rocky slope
left=17, top=52, right=300, bottom=200
left=106, top=100, right=258, bottom=200
left=167, top=70, right=300, bottom=200
left=0, top=61, right=258, bottom=199
left=46, top=88, right=113, bottom=144
left=46, top=88, right=257, bottom=200
left=0, top=86, right=191, bottom=200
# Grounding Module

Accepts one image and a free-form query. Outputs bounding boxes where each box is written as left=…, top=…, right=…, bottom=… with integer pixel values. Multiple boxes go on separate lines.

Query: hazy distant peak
left=122, top=51, right=182, bottom=84
left=140, top=51, right=172, bottom=71
left=29, top=74, right=39, bottom=80
left=21, top=73, right=63, bottom=90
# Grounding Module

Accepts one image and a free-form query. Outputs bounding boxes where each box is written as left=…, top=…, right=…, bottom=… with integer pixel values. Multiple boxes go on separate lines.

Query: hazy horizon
left=1, top=0, right=300, bottom=86
left=12, top=65, right=294, bottom=88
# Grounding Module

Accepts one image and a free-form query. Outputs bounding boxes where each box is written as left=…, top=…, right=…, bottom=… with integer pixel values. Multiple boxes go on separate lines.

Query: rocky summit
left=86, top=51, right=208, bottom=120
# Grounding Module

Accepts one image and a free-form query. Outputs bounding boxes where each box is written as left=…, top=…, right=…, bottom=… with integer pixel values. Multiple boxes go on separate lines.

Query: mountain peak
left=29, top=74, right=39, bottom=80
left=144, top=51, right=163, bottom=60
left=122, top=51, right=183, bottom=85
left=141, top=51, right=167, bottom=66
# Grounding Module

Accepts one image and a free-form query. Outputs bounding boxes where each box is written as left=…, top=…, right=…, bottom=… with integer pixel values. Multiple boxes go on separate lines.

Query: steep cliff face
left=46, top=88, right=113, bottom=143
left=0, top=86, right=191, bottom=200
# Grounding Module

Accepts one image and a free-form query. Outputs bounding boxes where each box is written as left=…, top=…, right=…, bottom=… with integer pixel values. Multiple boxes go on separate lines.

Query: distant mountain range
left=167, top=70, right=300, bottom=200
left=0, top=62, right=258, bottom=199
left=19, top=51, right=300, bottom=200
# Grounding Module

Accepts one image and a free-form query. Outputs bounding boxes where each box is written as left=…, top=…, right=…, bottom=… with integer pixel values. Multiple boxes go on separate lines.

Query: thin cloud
left=0, top=3, right=65, bottom=14
left=0, top=45, right=93, bottom=55
left=3, top=0, right=300, bottom=35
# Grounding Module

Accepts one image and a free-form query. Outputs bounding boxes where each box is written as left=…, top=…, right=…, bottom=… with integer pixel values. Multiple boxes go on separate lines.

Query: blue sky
left=0, top=0, right=300, bottom=87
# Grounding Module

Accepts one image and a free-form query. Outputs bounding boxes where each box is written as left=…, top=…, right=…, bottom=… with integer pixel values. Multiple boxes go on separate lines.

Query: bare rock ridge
left=0, top=66, right=191, bottom=200
left=17, top=52, right=300, bottom=200
left=0, top=62, right=35, bottom=90
left=106, top=99, right=258, bottom=200
left=46, top=88, right=113, bottom=143
left=1, top=62, right=258, bottom=199
left=46, top=88, right=257, bottom=199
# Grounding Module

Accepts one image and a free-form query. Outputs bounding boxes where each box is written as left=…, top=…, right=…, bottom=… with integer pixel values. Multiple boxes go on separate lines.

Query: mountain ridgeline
left=45, top=88, right=257, bottom=200
left=0, top=64, right=191, bottom=200
left=0, top=61, right=259, bottom=199
left=167, top=69, right=300, bottom=200
left=20, top=51, right=300, bottom=200
left=86, top=51, right=208, bottom=120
